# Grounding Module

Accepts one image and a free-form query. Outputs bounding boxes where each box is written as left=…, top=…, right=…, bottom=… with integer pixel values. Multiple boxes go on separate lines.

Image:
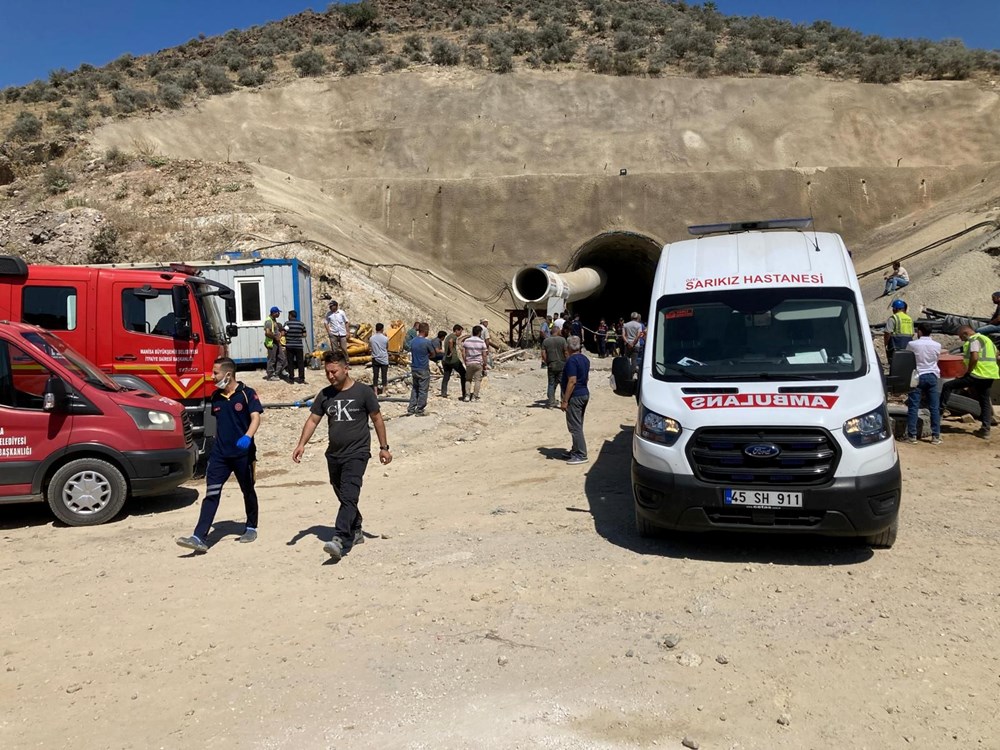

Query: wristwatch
left=380, top=445, right=390, bottom=451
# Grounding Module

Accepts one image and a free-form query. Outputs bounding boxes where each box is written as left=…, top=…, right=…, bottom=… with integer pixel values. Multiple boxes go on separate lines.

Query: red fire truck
left=0, top=255, right=237, bottom=453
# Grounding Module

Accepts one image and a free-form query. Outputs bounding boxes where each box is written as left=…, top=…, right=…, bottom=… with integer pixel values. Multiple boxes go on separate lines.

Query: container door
left=111, top=281, right=203, bottom=401
left=0, top=338, right=71, bottom=496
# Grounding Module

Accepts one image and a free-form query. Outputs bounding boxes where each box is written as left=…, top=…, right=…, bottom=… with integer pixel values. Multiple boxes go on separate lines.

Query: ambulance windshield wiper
left=658, top=363, right=710, bottom=381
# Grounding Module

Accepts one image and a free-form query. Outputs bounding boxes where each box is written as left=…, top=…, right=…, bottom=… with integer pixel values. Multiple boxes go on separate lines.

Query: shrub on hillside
left=293, top=49, right=327, bottom=77
left=341, top=0, right=379, bottom=31
left=490, top=46, right=514, bottom=74
left=817, top=53, right=850, bottom=76
left=7, top=111, right=43, bottom=141
left=859, top=53, right=904, bottom=83
left=201, top=65, right=234, bottom=94
left=158, top=82, right=185, bottom=108
left=88, top=225, right=122, bottom=265
left=381, top=55, right=408, bottom=72
left=237, top=66, right=267, bottom=87
left=113, top=87, right=155, bottom=113
left=104, top=146, right=131, bottom=171
left=716, top=42, right=759, bottom=75
left=586, top=44, right=614, bottom=74
left=430, top=38, right=462, bottom=66
left=760, top=52, right=799, bottom=76
left=465, top=45, right=485, bottom=68
left=683, top=55, right=715, bottom=78
left=402, top=34, right=425, bottom=58
left=3, top=86, right=22, bottom=103
left=43, top=165, right=73, bottom=194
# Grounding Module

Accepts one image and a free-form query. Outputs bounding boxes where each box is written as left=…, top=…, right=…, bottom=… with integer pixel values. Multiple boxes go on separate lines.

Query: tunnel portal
left=567, top=231, right=661, bottom=335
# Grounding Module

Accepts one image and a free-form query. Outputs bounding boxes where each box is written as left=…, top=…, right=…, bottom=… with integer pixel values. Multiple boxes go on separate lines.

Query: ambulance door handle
left=115, top=354, right=137, bottom=361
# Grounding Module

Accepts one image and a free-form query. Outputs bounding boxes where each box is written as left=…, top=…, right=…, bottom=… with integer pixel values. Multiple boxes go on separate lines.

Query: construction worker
left=941, top=325, right=999, bottom=439
left=264, top=306, right=286, bottom=381
left=883, top=299, right=914, bottom=361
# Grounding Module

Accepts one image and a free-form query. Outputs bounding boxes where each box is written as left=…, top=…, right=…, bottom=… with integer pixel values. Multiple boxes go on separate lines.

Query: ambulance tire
left=46, top=458, right=128, bottom=526
left=865, top=517, right=898, bottom=550
left=635, top=506, right=665, bottom=538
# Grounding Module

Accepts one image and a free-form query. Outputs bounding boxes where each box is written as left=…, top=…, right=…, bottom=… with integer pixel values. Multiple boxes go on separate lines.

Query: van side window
left=0, top=340, right=52, bottom=410
left=121, top=288, right=176, bottom=337
left=22, top=286, right=78, bottom=331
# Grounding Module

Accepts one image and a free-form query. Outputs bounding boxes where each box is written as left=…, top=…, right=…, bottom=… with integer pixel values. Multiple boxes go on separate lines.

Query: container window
left=236, top=277, right=265, bottom=326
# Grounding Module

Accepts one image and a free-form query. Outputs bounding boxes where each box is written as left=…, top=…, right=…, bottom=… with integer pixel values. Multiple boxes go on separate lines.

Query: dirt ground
left=2, top=355, right=999, bottom=750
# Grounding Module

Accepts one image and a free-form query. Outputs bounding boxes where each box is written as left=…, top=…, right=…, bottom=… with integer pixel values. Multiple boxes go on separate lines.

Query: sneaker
left=973, top=428, right=992, bottom=439
left=323, top=537, right=344, bottom=561
left=176, top=535, right=208, bottom=553
left=415, top=410, right=429, bottom=417
left=352, top=529, right=365, bottom=546
left=904, top=435, right=918, bottom=444
left=238, top=528, right=257, bottom=543
left=930, top=436, right=942, bottom=445
left=566, top=455, right=589, bottom=465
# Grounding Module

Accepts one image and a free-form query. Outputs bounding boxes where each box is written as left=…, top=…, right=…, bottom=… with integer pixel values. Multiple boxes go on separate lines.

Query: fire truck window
left=22, top=286, right=78, bottom=331
left=236, top=277, right=264, bottom=326
left=0, top=340, right=51, bottom=410
left=122, top=288, right=176, bottom=337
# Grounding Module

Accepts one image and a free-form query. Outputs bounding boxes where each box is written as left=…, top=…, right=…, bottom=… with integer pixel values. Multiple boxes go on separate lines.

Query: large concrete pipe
left=511, top=266, right=607, bottom=315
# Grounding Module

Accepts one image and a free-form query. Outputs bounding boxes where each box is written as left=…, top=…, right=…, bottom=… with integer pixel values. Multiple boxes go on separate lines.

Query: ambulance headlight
left=843, top=406, right=890, bottom=447
left=123, top=406, right=176, bottom=431
left=640, top=407, right=682, bottom=446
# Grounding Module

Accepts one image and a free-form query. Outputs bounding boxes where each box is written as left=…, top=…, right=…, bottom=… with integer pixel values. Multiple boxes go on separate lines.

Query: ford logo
left=745, top=443, right=781, bottom=458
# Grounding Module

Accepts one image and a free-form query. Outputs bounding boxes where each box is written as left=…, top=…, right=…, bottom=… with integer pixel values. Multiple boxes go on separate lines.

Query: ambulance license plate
left=724, top=489, right=802, bottom=508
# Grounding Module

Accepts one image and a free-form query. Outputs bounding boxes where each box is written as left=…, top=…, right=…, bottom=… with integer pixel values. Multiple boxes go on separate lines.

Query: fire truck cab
left=0, top=255, right=237, bottom=453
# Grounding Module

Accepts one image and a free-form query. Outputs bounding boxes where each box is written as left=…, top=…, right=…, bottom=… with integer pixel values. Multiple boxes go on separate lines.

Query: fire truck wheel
left=47, top=459, right=128, bottom=526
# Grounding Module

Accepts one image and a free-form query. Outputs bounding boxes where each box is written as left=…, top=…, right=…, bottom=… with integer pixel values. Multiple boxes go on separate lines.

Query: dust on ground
left=2, top=354, right=999, bottom=750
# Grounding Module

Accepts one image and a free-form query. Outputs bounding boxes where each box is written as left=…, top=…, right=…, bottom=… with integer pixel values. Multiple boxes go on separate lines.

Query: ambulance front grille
left=687, top=427, right=839, bottom=486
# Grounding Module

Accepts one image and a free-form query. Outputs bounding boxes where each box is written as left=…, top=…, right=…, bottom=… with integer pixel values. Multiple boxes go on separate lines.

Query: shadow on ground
left=582, top=426, right=874, bottom=566
left=0, top=486, right=200, bottom=530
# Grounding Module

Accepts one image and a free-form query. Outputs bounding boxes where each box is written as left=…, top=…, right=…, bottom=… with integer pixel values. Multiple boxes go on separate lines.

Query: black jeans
left=371, top=362, right=388, bottom=393
left=442, top=360, right=467, bottom=398
left=942, top=374, right=994, bottom=431
left=195, top=452, right=258, bottom=540
left=326, top=454, right=370, bottom=541
left=285, top=346, right=305, bottom=383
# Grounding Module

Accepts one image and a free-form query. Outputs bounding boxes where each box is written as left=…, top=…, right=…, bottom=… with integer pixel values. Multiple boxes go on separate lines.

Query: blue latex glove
left=236, top=435, right=252, bottom=451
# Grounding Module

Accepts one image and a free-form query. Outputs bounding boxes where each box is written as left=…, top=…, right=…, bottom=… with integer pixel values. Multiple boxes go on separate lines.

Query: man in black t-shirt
left=292, top=352, right=392, bottom=561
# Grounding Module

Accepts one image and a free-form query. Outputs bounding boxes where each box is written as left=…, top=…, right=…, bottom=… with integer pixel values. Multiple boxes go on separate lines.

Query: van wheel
left=865, top=518, right=898, bottom=549
left=635, top=507, right=664, bottom=538
left=46, top=459, right=128, bottom=526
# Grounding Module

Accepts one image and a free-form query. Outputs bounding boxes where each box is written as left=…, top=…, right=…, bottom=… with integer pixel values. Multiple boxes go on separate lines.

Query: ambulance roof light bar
left=688, top=218, right=813, bottom=236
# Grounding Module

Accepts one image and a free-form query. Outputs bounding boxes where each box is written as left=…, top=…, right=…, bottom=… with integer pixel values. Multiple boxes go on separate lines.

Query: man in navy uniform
left=177, top=357, right=263, bottom=553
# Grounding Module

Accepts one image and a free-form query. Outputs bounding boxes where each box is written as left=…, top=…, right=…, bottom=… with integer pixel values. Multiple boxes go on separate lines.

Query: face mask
left=214, top=373, right=231, bottom=389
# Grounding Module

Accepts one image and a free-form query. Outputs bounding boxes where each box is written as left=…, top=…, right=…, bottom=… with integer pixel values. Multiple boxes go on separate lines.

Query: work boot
left=352, top=529, right=365, bottom=546
left=323, top=537, right=345, bottom=561
left=238, top=528, right=257, bottom=543
left=973, top=427, right=991, bottom=439
left=176, top=535, right=208, bottom=553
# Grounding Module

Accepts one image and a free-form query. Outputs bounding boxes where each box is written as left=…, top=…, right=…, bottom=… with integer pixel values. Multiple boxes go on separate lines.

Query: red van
left=0, top=255, right=237, bottom=454
left=0, top=321, right=195, bottom=525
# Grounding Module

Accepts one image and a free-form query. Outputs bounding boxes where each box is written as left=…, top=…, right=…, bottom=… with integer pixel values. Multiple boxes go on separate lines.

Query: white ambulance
left=612, top=219, right=900, bottom=548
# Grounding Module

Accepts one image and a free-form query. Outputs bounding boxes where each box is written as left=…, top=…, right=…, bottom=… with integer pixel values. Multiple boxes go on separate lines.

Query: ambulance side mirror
left=43, top=376, right=67, bottom=412
left=610, top=356, right=637, bottom=397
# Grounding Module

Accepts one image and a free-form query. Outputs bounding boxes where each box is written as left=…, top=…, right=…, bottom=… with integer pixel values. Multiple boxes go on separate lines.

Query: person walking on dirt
left=441, top=324, right=468, bottom=401
left=407, top=322, right=441, bottom=415
left=292, top=352, right=392, bottom=561
left=264, top=306, right=286, bottom=381
left=941, top=325, right=999, bottom=439
left=883, top=299, right=914, bottom=360
left=595, top=319, right=609, bottom=358
left=881, top=261, right=910, bottom=296
left=624, top=312, right=644, bottom=373
left=283, top=310, right=308, bottom=384
left=561, top=335, right=591, bottom=465
left=461, top=324, right=489, bottom=401
left=324, top=300, right=350, bottom=357
left=975, top=291, right=1000, bottom=335
left=904, top=322, right=942, bottom=445
left=177, top=357, right=263, bottom=553
left=541, top=325, right=567, bottom=408
left=369, top=323, right=390, bottom=396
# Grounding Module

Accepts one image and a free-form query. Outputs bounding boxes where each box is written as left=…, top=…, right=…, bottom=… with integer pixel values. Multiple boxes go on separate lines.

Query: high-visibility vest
left=963, top=333, right=1000, bottom=379
left=892, top=312, right=914, bottom=337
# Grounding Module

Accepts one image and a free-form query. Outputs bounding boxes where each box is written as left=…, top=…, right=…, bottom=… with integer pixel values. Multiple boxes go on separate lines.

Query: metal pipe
left=511, top=265, right=606, bottom=314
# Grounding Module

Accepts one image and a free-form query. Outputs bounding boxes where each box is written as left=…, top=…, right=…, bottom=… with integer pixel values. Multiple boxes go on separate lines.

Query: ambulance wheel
left=635, top=507, right=665, bottom=538
left=865, top=518, right=898, bottom=550
left=46, top=459, right=128, bottom=526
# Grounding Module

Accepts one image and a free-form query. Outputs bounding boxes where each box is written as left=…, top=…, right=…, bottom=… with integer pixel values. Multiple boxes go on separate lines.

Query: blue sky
left=1, top=0, right=997, bottom=88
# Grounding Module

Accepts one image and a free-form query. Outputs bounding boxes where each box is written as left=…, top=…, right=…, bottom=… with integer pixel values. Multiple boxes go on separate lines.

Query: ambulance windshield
left=651, top=287, right=867, bottom=382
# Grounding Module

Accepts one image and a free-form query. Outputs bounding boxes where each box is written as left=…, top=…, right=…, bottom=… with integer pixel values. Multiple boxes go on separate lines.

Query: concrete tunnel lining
left=567, top=231, right=662, bottom=334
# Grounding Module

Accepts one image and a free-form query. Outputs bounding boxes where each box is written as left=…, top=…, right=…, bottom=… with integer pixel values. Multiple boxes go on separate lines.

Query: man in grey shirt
left=623, top=312, right=644, bottom=373
left=541, top=329, right=567, bottom=408
left=368, top=323, right=390, bottom=395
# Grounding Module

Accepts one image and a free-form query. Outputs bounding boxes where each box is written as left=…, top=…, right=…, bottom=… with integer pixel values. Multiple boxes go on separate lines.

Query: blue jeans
left=408, top=368, right=430, bottom=413
left=884, top=277, right=909, bottom=294
left=975, top=324, right=1000, bottom=335
left=907, top=373, right=940, bottom=438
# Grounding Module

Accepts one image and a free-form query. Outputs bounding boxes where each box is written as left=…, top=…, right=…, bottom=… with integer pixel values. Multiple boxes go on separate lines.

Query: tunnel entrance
left=567, top=231, right=661, bottom=336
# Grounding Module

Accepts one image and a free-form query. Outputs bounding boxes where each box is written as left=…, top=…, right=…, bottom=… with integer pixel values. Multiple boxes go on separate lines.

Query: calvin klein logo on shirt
left=327, top=400, right=355, bottom=420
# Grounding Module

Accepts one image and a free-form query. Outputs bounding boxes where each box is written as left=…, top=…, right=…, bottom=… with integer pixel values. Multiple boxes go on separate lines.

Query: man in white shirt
left=882, top=261, right=910, bottom=296
left=325, top=300, right=350, bottom=356
left=904, top=322, right=942, bottom=444
left=553, top=315, right=566, bottom=335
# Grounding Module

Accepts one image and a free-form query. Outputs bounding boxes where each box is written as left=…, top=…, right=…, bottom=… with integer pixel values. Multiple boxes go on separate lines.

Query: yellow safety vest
left=891, top=312, right=914, bottom=336
left=962, top=333, right=1000, bottom=379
